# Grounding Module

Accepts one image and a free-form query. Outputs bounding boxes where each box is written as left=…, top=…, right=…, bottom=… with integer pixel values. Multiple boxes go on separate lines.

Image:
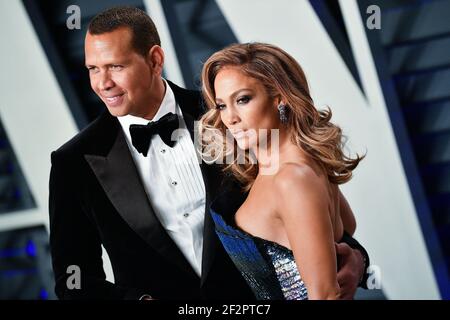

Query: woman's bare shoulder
left=273, top=162, right=324, bottom=192
left=271, top=163, right=329, bottom=220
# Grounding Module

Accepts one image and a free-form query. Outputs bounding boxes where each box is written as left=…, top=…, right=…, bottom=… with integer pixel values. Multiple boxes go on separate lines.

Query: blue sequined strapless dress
left=210, top=192, right=309, bottom=300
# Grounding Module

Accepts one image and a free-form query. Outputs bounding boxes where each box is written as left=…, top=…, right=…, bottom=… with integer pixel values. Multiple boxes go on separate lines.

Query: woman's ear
left=274, top=95, right=285, bottom=108
left=146, top=45, right=165, bottom=75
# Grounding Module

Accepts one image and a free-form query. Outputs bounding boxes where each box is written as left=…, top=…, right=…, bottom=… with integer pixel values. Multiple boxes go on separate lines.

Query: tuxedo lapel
left=84, top=113, right=198, bottom=279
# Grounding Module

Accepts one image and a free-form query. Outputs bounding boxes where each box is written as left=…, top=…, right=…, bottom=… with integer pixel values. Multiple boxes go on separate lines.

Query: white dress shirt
left=118, top=80, right=206, bottom=277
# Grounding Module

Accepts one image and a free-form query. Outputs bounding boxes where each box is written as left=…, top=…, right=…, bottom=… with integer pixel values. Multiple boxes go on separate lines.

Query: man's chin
left=106, top=106, right=128, bottom=118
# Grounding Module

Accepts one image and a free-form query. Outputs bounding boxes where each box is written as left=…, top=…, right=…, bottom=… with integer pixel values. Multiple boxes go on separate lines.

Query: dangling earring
left=277, top=103, right=289, bottom=124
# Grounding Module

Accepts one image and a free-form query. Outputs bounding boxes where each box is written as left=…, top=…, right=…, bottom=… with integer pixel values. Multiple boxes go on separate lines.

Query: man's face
left=85, top=27, right=160, bottom=118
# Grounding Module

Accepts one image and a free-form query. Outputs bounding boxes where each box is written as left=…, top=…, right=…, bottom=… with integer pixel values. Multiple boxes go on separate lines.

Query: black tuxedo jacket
left=49, top=81, right=255, bottom=300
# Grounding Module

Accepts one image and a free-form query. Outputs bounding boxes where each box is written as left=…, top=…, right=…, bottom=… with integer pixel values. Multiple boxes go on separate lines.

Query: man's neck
left=142, top=77, right=166, bottom=120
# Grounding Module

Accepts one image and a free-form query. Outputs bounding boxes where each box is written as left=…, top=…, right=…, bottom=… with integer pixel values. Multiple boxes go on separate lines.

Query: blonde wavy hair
left=199, top=42, right=363, bottom=191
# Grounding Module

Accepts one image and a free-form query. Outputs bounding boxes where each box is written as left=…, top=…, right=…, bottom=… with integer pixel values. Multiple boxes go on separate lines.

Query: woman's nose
left=223, top=108, right=240, bottom=126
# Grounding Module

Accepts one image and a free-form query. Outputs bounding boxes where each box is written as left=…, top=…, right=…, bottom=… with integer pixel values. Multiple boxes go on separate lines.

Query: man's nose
left=99, top=71, right=115, bottom=91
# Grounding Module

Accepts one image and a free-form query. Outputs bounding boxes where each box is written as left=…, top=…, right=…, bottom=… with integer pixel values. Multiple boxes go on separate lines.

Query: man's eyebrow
left=85, top=60, right=130, bottom=68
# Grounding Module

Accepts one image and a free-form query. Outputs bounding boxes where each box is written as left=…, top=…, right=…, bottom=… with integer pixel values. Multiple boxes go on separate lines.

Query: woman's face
left=214, top=67, right=281, bottom=150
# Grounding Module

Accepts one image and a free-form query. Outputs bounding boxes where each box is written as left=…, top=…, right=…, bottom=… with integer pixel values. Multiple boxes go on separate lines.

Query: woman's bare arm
left=274, top=164, right=340, bottom=300
left=339, top=189, right=356, bottom=236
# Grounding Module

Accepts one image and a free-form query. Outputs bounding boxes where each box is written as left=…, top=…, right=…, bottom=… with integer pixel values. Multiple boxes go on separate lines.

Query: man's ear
left=146, top=45, right=165, bottom=75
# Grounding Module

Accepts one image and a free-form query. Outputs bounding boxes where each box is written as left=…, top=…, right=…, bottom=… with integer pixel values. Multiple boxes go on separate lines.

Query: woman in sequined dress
left=198, top=43, right=365, bottom=300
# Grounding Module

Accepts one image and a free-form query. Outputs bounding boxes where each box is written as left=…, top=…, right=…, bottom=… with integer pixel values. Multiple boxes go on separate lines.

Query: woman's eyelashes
left=215, top=95, right=252, bottom=111
left=237, top=95, right=251, bottom=105
left=215, top=103, right=226, bottom=111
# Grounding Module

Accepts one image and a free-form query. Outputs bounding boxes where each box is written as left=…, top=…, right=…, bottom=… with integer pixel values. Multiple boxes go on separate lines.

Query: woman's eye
left=215, top=104, right=226, bottom=111
left=237, top=96, right=251, bottom=104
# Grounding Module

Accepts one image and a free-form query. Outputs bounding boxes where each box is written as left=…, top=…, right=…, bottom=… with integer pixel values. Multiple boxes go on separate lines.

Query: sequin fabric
left=262, top=241, right=308, bottom=300
left=211, top=209, right=308, bottom=300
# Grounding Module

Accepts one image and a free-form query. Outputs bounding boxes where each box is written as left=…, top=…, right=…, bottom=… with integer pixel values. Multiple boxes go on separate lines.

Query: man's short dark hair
left=88, top=6, right=161, bottom=57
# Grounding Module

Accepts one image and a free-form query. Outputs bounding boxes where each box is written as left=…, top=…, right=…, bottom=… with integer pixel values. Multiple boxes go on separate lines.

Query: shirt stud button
left=171, top=181, right=178, bottom=186
left=161, top=149, right=166, bottom=153
left=183, top=213, right=189, bottom=218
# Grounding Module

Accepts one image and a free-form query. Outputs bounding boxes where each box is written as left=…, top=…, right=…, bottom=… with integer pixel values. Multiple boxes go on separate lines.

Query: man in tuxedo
left=49, top=6, right=370, bottom=300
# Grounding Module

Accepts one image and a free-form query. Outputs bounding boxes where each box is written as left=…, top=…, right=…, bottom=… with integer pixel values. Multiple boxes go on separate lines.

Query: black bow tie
left=129, top=112, right=179, bottom=156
